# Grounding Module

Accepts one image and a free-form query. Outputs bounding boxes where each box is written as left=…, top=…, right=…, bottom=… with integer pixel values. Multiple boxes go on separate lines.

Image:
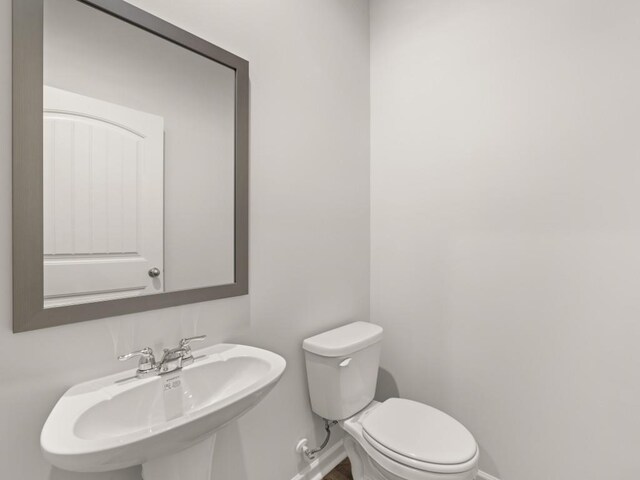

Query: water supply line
left=296, top=419, right=338, bottom=461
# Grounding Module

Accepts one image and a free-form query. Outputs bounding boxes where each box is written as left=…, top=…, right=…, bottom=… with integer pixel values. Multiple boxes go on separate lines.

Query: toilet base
left=344, top=435, right=390, bottom=480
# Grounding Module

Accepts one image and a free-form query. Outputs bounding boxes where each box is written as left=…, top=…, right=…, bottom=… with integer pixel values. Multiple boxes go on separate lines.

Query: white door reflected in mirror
left=43, top=86, right=165, bottom=307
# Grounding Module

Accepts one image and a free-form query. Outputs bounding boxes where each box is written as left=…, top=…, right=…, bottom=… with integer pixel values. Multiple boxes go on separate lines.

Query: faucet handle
left=178, top=336, right=206, bottom=366
left=179, top=335, right=206, bottom=349
left=118, top=347, right=157, bottom=373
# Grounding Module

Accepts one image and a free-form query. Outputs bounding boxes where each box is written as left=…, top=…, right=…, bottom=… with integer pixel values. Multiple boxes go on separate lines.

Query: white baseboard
left=289, top=440, right=500, bottom=480
left=477, top=471, right=501, bottom=480
left=290, top=439, right=347, bottom=480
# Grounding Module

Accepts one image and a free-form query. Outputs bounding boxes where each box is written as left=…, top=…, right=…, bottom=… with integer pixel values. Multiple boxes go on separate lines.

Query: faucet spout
left=159, top=347, right=188, bottom=373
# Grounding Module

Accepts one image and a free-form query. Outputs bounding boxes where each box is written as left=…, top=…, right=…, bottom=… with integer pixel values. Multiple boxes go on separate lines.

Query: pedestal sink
left=41, top=344, right=286, bottom=480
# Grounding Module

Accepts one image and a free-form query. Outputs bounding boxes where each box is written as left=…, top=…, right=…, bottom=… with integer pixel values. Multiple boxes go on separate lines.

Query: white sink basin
left=41, top=344, right=286, bottom=477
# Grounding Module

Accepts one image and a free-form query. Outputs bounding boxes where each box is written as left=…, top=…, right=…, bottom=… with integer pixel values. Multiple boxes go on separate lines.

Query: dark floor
left=323, top=458, right=353, bottom=480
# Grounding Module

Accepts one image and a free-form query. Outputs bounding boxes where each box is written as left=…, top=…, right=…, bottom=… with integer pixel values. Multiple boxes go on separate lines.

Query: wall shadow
left=374, top=367, right=399, bottom=401
left=478, top=444, right=501, bottom=479
left=210, top=422, right=249, bottom=480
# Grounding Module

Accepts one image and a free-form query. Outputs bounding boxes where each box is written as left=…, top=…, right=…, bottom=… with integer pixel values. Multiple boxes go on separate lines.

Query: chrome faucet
left=158, top=335, right=206, bottom=373
left=118, top=335, right=206, bottom=379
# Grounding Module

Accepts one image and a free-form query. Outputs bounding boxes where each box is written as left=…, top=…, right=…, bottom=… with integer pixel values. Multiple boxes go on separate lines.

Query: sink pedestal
left=141, top=434, right=216, bottom=480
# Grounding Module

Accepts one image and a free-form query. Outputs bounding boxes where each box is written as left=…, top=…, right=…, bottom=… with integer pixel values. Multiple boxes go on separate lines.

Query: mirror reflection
left=42, top=0, right=236, bottom=308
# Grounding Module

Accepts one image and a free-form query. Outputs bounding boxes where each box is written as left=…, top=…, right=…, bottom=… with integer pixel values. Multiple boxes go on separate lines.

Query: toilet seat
left=361, top=398, right=478, bottom=474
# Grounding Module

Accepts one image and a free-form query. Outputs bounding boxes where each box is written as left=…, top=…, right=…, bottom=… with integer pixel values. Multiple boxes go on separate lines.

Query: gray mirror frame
left=12, top=0, right=249, bottom=333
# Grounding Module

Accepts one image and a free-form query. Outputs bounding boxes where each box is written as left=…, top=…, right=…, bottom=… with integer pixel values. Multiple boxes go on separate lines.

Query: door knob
left=148, top=267, right=161, bottom=278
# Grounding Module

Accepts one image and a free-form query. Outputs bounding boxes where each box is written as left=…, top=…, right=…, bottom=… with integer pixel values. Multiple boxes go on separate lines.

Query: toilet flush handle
left=339, top=357, right=352, bottom=367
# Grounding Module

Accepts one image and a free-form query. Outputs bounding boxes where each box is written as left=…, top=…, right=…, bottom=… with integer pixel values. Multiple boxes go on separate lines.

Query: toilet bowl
left=303, top=322, right=479, bottom=480
left=341, top=400, right=478, bottom=480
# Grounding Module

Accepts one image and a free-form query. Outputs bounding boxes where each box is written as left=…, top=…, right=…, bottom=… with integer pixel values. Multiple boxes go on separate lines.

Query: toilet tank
left=303, top=322, right=383, bottom=420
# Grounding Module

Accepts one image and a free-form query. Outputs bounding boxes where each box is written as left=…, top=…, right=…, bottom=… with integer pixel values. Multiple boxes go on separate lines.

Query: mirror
left=43, top=0, right=236, bottom=307
left=13, top=0, right=249, bottom=331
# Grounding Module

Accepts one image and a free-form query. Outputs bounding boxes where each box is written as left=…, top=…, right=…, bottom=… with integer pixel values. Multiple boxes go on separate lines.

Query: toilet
left=303, top=322, right=479, bottom=480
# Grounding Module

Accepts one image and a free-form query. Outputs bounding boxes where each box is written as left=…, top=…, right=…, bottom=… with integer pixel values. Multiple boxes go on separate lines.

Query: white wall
left=0, top=0, right=370, bottom=479
left=371, top=1, right=640, bottom=479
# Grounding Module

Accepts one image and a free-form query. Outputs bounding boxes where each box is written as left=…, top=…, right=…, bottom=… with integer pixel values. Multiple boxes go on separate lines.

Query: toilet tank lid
left=303, top=322, right=383, bottom=357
